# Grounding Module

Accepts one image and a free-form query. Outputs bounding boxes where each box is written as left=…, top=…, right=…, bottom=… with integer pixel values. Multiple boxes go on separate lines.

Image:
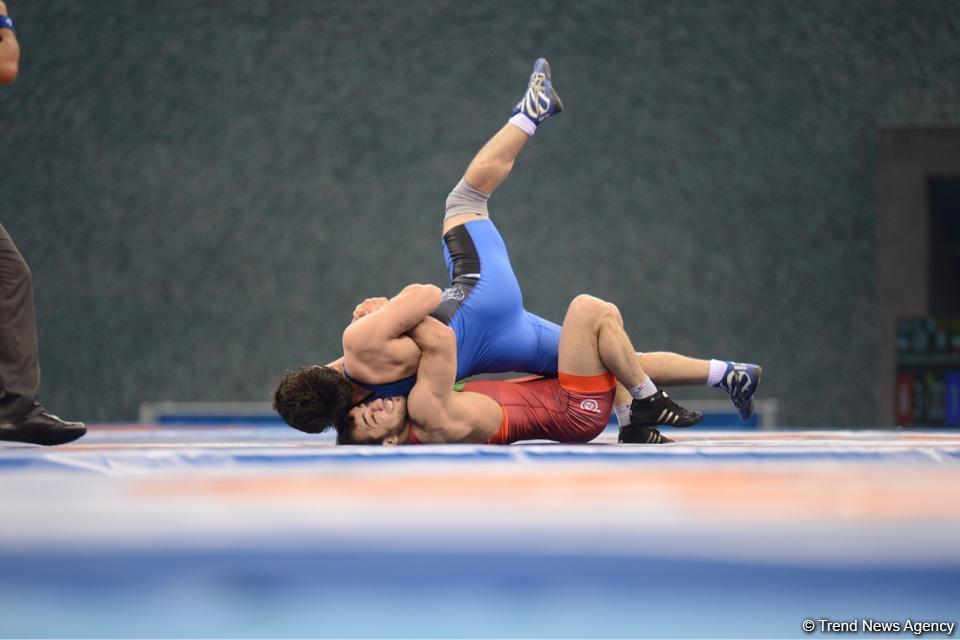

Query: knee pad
left=444, top=178, right=490, bottom=220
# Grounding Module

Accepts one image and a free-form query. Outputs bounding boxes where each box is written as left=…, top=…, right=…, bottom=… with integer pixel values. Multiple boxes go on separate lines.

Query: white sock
left=629, top=377, right=658, bottom=400
left=508, top=113, right=536, bottom=136
left=614, top=404, right=631, bottom=428
left=707, top=359, right=729, bottom=387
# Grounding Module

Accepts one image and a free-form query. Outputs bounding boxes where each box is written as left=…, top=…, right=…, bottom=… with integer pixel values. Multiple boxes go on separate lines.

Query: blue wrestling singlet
left=354, top=218, right=561, bottom=404
left=432, top=218, right=560, bottom=381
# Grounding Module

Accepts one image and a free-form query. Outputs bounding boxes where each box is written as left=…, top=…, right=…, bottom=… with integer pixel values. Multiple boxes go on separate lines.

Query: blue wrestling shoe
left=512, top=58, right=564, bottom=126
left=714, top=362, right=763, bottom=421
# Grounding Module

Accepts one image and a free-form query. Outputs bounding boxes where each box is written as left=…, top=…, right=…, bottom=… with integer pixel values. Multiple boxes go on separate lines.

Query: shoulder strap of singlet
left=342, top=365, right=418, bottom=404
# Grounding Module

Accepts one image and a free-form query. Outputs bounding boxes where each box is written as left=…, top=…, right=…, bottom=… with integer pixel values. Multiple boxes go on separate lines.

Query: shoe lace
left=524, top=73, right=549, bottom=116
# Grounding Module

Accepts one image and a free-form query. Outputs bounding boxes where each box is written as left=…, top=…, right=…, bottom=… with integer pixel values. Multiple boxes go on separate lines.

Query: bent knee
left=568, top=294, right=620, bottom=324
left=445, top=178, right=490, bottom=221
left=567, top=294, right=604, bottom=315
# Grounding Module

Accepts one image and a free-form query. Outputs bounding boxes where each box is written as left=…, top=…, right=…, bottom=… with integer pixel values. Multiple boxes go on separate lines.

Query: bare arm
left=323, top=296, right=390, bottom=371
left=0, top=2, right=19, bottom=84
left=406, top=317, right=501, bottom=443
left=408, top=317, right=458, bottom=415
left=342, top=284, right=440, bottom=360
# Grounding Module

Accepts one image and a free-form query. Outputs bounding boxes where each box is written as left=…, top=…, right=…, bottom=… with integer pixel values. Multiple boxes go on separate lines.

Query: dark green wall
left=3, top=1, right=959, bottom=425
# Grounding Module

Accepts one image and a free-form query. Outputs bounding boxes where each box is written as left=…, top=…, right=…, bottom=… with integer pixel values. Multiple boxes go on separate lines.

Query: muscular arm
left=341, top=284, right=440, bottom=379
left=406, top=317, right=501, bottom=443
left=407, top=317, right=458, bottom=419
left=0, top=2, right=20, bottom=84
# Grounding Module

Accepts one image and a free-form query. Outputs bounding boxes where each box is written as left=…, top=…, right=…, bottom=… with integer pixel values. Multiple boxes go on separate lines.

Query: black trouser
left=0, top=223, right=40, bottom=420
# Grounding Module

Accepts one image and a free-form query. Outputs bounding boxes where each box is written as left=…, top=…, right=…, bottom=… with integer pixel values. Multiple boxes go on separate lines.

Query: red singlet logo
left=579, top=399, right=601, bottom=414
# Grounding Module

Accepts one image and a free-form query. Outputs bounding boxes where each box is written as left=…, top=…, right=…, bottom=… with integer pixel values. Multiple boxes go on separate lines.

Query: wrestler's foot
left=0, top=403, right=86, bottom=446
left=714, top=362, right=763, bottom=421
left=512, top=58, right=564, bottom=127
left=630, top=390, right=703, bottom=428
left=619, top=424, right=674, bottom=444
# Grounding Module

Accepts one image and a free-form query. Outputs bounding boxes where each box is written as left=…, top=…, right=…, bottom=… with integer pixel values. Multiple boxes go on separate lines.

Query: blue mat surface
left=1, top=427, right=958, bottom=638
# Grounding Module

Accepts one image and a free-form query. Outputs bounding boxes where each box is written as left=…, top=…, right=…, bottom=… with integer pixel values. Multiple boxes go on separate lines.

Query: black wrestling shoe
left=619, top=424, right=674, bottom=444
left=0, top=405, right=86, bottom=446
left=630, top=390, right=703, bottom=428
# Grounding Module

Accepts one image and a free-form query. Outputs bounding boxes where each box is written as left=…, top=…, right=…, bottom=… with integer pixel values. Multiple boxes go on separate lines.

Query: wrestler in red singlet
left=406, top=372, right=616, bottom=445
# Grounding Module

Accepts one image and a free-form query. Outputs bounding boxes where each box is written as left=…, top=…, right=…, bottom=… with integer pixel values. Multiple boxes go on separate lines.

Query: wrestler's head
left=340, top=396, right=408, bottom=445
left=273, top=365, right=354, bottom=434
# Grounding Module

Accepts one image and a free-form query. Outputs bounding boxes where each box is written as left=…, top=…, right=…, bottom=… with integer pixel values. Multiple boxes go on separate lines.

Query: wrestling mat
left=1, top=426, right=958, bottom=638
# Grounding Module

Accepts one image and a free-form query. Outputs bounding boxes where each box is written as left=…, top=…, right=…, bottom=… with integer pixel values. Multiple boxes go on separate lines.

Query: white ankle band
left=508, top=113, right=536, bottom=136
left=630, top=377, right=658, bottom=400
left=708, top=360, right=728, bottom=387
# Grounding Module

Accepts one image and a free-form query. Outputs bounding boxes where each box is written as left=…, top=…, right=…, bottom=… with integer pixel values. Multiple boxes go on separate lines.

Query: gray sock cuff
left=444, top=178, right=491, bottom=220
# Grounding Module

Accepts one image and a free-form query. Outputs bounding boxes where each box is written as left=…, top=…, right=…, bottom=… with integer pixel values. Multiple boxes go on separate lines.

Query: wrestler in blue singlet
left=349, top=218, right=560, bottom=402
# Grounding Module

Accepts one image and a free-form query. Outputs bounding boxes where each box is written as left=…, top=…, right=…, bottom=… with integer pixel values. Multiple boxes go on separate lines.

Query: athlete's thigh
left=441, top=219, right=522, bottom=310
left=525, top=311, right=561, bottom=375
left=439, top=219, right=562, bottom=377
left=557, top=299, right=608, bottom=377
left=437, top=219, right=525, bottom=376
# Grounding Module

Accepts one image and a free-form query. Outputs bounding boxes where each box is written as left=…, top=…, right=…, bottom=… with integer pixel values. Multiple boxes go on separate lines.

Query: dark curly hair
left=273, top=365, right=354, bottom=435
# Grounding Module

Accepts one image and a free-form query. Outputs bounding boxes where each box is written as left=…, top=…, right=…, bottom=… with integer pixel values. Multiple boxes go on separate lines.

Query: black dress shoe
left=0, top=406, right=86, bottom=446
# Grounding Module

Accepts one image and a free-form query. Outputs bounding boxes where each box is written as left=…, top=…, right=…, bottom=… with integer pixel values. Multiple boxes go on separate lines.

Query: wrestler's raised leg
left=443, top=58, right=563, bottom=234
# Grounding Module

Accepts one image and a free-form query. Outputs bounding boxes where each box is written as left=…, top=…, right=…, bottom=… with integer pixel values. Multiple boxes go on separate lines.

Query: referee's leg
left=0, top=223, right=40, bottom=419
left=0, top=223, right=85, bottom=445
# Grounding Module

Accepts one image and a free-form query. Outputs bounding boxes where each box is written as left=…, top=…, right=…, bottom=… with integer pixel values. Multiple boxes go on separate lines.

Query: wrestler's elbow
left=400, top=283, right=442, bottom=306
left=411, top=318, right=454, bottom=353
